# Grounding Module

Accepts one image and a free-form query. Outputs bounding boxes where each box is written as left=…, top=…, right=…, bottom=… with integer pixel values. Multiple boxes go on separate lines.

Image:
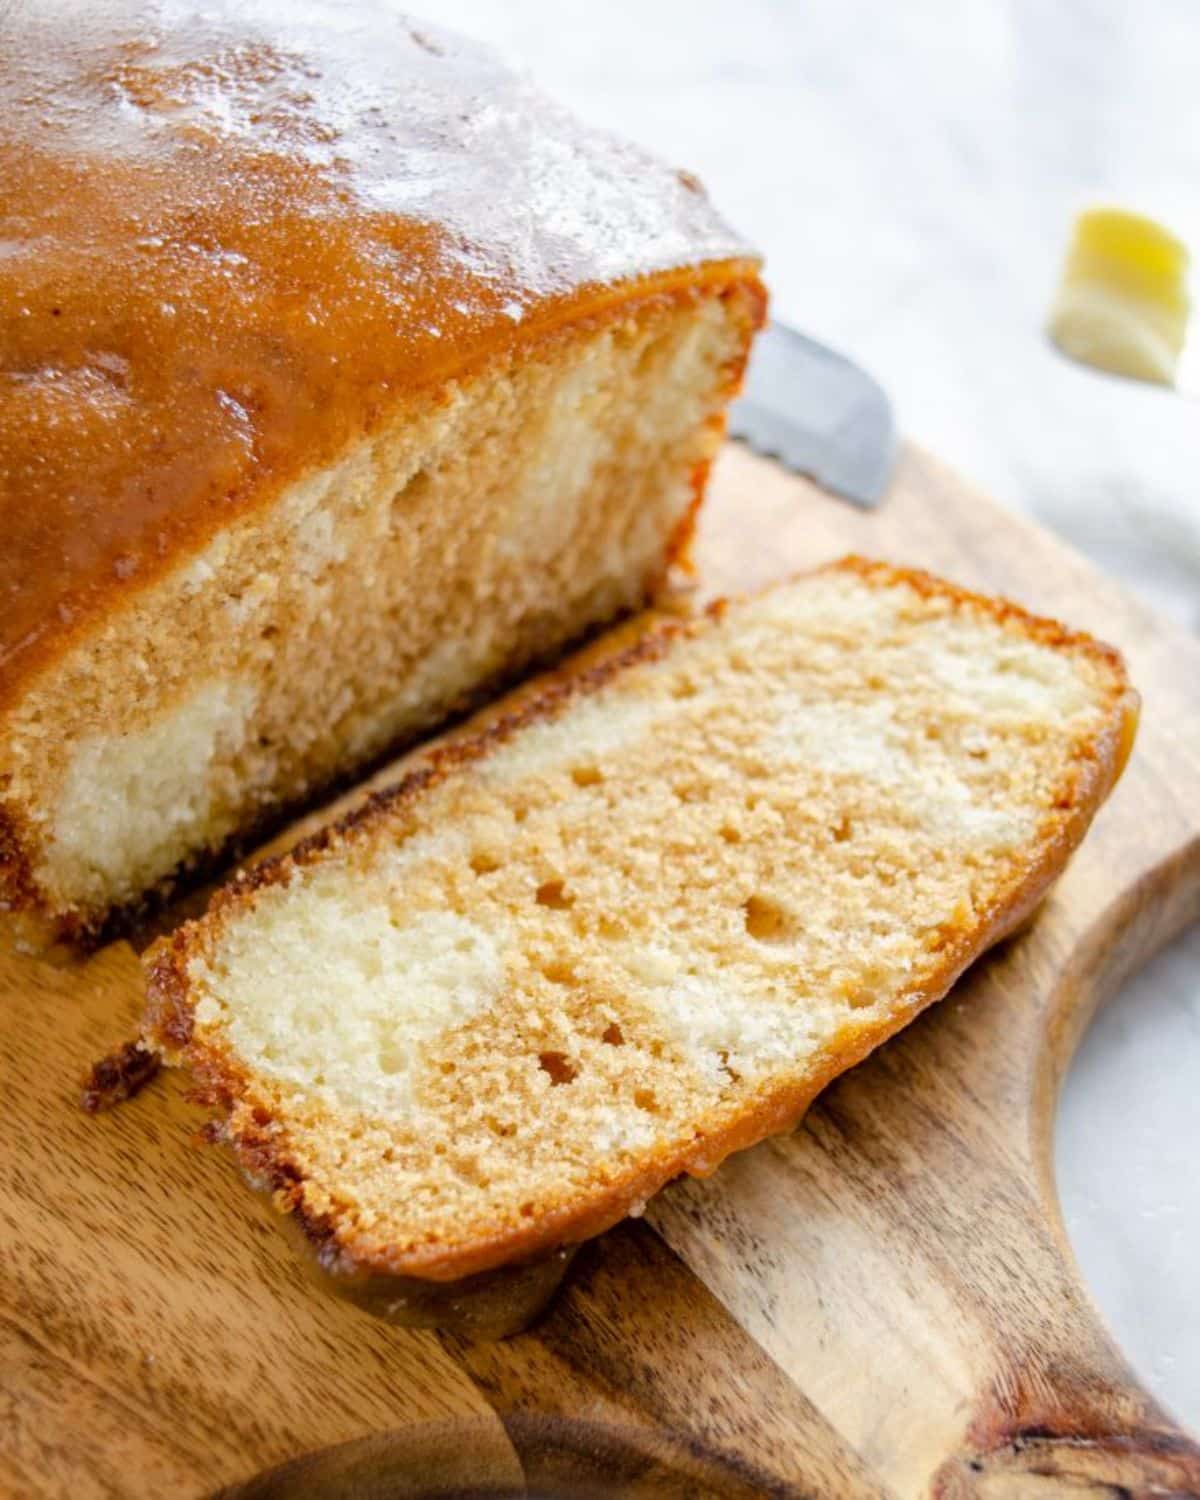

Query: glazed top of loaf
left=0, top=0, right=758, bottom=697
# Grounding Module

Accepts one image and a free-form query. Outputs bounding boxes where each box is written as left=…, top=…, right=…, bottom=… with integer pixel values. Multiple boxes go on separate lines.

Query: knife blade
left=728, top=321, right=896, bottom=508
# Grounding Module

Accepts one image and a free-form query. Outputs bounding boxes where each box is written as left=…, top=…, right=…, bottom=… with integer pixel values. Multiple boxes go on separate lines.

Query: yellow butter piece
left=1048, top=207, right=1191, bottom=385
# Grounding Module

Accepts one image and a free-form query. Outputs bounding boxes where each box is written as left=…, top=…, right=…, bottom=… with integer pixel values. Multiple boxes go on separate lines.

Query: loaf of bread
left=143, top=560, right=1137, bottom=1298
left=0, top=1, right=763, bottom=948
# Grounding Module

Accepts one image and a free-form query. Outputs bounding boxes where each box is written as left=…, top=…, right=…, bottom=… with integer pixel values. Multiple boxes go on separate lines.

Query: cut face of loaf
left=0, top=284, right=761, bottom=947
left=144, top=559, right=1138, bottom=1286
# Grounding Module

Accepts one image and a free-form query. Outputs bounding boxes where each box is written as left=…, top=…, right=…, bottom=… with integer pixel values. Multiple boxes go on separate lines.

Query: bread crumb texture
left=148, top=560, right=1134, bottom=1279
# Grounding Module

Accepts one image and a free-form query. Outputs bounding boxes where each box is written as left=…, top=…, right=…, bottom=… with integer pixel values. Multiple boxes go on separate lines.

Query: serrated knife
left=728, top=321, right=896, bottom=508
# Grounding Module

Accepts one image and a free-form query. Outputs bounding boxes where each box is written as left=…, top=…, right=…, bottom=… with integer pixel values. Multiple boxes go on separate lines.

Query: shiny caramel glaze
left=0, top=0, right=759, bottom=703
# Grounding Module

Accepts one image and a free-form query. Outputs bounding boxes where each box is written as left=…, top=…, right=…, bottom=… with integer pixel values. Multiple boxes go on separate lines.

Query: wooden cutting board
left=4, top=443, right=1200, bottom=1499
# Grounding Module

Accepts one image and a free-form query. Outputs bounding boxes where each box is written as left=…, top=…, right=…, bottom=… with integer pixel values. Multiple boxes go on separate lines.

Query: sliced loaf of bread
left=0, top=5, right=762, bottom=951
left=143, top=559, right=1137, bottom=1289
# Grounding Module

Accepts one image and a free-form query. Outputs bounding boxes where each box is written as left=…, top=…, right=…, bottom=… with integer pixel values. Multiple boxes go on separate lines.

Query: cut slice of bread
left=143, top=558, right=1138, bottom=1289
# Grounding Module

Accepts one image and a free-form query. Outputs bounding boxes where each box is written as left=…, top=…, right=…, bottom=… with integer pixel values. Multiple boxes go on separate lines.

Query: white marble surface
left=436, top=0, right=1200, bottom=1425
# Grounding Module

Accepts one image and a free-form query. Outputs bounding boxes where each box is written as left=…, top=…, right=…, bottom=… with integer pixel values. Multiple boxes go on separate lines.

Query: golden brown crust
left=142, top=557, right=1138, bottom=1283
left=1, top=0, right=763, bottom=705
left=0, top=804, right=39, bottom=933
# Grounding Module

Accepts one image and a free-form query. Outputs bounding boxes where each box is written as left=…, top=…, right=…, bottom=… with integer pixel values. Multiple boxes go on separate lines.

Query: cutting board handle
left=928, top=872, right=1200, bottom=1496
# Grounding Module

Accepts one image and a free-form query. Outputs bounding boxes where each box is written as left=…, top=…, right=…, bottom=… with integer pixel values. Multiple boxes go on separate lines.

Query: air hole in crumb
left=440, top=1061, right=456, bottom=1075
left=649, top=1039, right=664, bottom=1059
left=633, top=1087, right=658, bottom=1113
left=601, top=1023, right=624, bottom=1046
left=924, top=723, right=942, bottom=741
left=512, top=804, right=529, bottom=824
left=538, top=1051, right=577, bottom=1086
left=832, top=814, right=853, bottom=843
left=671, top=677, right=699, bottom=700
left=394, top=467, right=431, bottom=509
left=571, top=764, right=603, bottom=787
left=744, top=893, right=793, bottom=943
left=719, top=824, right=741, bottom=844
left=520, top=1202, right=535, bottom=1218
left=486, top=1116, right=515, bottom=1137
left=866, top=673, right=885, bottom=691
left=470, top=850, right=501, bottom=874
left=744, top=794, right=758, bottom=812
left=536, top=879, right=573, bottom=910
left=540, top=959, right=577, bottom=986
left=598, top=915, right=624, bottom=941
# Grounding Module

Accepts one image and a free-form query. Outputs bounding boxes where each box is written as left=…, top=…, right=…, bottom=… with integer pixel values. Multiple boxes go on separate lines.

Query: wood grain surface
left=3, top=443, right=1199, bottom=1499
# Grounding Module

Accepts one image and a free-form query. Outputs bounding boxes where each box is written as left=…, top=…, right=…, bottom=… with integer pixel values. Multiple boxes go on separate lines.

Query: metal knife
left=728, top=321, right=896, bottom=508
